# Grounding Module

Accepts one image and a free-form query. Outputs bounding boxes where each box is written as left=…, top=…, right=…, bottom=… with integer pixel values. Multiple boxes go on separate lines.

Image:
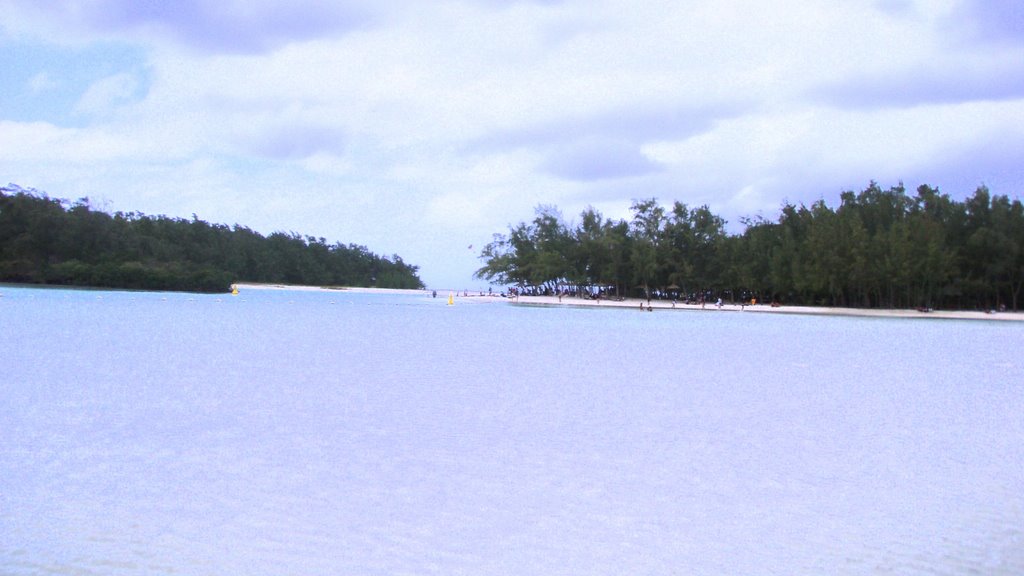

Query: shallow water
left=2, top=286, right=1023, bottom=575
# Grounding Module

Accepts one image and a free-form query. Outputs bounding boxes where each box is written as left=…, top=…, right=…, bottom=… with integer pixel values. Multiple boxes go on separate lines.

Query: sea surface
left=2, top=285, right=1023, bottom=575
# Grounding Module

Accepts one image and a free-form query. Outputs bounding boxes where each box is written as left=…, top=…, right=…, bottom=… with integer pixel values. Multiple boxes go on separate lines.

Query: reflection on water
left=2, top=286, right=1023, bottom=575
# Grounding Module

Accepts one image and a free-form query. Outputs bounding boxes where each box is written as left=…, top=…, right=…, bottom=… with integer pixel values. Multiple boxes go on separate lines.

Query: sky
left=1, top=0, right=1022, bottom=289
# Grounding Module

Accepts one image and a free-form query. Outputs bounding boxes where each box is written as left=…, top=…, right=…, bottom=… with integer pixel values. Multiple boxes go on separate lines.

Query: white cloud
left=27, top=71, right=59, bottom=93
left=73, top=72, right=140, bottom=116
left=0, top=120, right=138, bottom=162
left=0, top=120, right=73, bottom=162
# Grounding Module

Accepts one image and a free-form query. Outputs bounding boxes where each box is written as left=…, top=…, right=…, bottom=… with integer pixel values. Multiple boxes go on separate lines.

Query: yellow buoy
left=447, top=292, right=454, bottom=306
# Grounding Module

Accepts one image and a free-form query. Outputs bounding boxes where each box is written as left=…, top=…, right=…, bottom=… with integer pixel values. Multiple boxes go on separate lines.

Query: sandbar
left=232, top=283, right=431, bottom=296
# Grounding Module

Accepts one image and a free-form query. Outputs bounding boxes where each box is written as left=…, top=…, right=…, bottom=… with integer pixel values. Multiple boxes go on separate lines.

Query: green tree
left=473, top=181, right=1022, bottom=311
left=629, top=198, right=664, bottom=299
left=0, top=185, right=423, bottom=292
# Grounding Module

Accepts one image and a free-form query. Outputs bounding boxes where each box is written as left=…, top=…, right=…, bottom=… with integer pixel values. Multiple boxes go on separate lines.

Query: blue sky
left=2, top=0, right=1022, bottom=289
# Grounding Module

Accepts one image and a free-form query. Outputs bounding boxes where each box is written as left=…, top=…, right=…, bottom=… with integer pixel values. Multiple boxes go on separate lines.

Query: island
left=0, top=184, right=424, bottom=293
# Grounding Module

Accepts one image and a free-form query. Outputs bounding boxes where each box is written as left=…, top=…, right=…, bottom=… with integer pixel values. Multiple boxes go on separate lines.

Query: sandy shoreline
left=232, top=283, right=432, bottom=296
left=232, top=283, right=508, bottom=304
left=231, top=283, right=1023, bottom=321
left=507, top=294, right=1024, bottom=322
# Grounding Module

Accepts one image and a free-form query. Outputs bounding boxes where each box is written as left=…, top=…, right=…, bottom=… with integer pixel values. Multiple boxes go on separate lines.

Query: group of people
left=639, top=296, right=726, bottom=311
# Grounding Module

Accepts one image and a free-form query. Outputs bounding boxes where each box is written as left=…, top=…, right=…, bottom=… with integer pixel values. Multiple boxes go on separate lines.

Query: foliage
left=475, top=182, right=1024, bottom=311
left=0, top=185, right=424, bottom=293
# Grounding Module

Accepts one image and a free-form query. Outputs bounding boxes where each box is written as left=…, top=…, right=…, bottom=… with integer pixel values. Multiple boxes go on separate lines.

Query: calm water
left=2, top=285, right=1023, bottom=575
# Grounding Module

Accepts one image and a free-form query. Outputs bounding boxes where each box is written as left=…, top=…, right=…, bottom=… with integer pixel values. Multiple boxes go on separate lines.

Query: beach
left=505, top=293, right=1024, bottom=321
left=232, top=283, right=432, bottom=297
left=229, top=283, right=1024, bottom=321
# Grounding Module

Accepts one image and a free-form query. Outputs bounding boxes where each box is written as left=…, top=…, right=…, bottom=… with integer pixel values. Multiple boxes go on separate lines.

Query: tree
left=574, top=206, right=612, bottom=288
left=0, top=185, right=424, bottom=292
left=474, top=182, right=1023, bottom=311
left=531, top=205, right=574, bottom=290
left=629, top=198, right=664, bottom=298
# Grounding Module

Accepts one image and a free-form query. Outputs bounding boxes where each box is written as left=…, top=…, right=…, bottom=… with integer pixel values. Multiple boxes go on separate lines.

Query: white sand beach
left=232, top=283, right=432, bottom=296
left=230, top=283, right=1023, bottom=320
left=506, top=294, right=1024, bottom=321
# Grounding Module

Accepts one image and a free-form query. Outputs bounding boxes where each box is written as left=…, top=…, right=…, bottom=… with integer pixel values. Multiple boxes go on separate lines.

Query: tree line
left=475, top=182, right=1024, bottom=311
left=0, top=185, right=424, bottom=293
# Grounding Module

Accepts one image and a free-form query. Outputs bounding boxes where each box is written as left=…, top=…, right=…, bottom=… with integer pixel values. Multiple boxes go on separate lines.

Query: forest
left=476, top=182, right=1024, bottom=311
left=0, top=185, right=424, bottom=293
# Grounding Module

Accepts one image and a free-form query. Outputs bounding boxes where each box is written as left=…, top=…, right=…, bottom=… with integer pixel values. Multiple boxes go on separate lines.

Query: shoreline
left=229, top=283, right=1023, bottom=321
left=507, top=294, right=1024, bottom=322
left=232, top=283, right=432, bottom=296
left=7, top=282, right=1016, bottom=321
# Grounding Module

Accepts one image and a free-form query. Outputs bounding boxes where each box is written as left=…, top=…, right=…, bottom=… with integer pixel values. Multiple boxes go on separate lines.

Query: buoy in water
left=447, top=292, right=454, bottom=306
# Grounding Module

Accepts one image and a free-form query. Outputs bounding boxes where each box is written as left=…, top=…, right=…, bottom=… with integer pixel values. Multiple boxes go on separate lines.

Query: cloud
left=477, top=102, right=737, bottom=149
left=810, top=53, right=1024, bottom=110
left=873, top=0, right=915, bottom=15
left=0, top=119, right=141, bottom=163
left=946, top=0, right=1024, bottom=45
left=73, top=72, right=140, bottom=115
left=541, top=138, right=663, bottom=181
left=0, top=120, right=72, bottom=162
left=27, top=71, right=59, bottom=93
left=245, top=123, right=348, bottom=160
left=470, top=102, right=740, bottom=181
left=5, top=0, right=377, bottom=53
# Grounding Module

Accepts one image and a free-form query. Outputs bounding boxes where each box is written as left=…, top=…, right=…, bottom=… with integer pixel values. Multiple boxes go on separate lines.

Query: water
left=2, top=285, right=1023, bottom=575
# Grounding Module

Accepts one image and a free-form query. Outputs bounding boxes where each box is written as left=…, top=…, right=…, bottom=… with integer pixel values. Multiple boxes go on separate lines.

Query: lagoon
left=2, top=285, right=1023, bottom=575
